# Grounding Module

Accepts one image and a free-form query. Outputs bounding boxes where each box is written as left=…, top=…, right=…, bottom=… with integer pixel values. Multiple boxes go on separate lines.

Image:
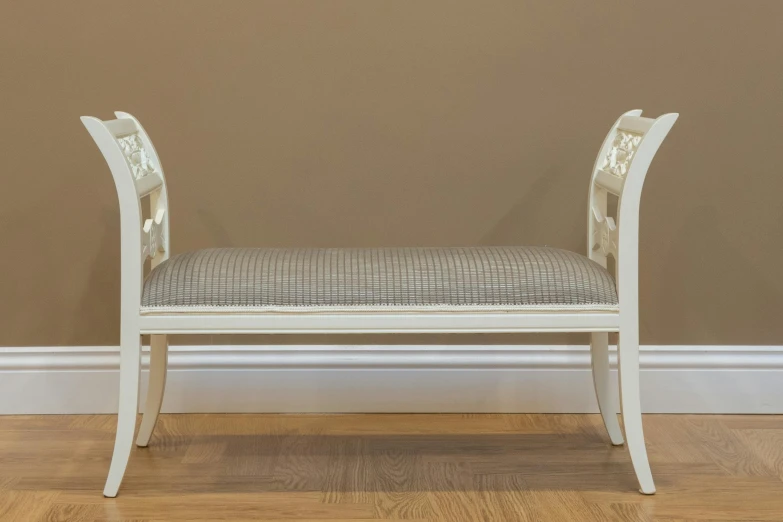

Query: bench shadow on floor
left=115, top=432, right=641, bottom=495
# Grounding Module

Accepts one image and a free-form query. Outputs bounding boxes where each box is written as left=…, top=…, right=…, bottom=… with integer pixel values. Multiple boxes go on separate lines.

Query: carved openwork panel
left=142, top=208, right=167, bottom=260
left=591, top=207, right=618, bottom=259
left=601, top=130, right=643, bottom=179
left=117, top=133, right=157, bottom=181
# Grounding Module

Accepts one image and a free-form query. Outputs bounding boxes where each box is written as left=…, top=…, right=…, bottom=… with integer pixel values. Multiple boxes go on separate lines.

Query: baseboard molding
left=1, top=345, right=781, bottom=414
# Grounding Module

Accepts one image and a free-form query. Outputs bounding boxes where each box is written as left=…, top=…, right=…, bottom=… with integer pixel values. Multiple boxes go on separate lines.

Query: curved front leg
left=617, top=323, right=655, bottom=494
left=104, top=334, right=142, bottom=498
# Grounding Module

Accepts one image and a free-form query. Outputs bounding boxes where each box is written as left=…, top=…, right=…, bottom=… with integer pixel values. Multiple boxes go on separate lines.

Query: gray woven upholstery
left=140, top=246, right=618, bottom=312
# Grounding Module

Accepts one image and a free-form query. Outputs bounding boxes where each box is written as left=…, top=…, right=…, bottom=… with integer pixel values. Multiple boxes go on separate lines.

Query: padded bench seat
left=141, top=246, right=618, bottom=313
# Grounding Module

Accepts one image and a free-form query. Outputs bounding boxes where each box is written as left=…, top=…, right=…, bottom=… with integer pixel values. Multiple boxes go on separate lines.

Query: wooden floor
left=1, top=414, right=782, bottom=521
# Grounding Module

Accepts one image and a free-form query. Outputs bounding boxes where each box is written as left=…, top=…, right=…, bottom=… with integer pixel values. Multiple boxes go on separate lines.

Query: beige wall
left=2, top=1, right=782, bottom=346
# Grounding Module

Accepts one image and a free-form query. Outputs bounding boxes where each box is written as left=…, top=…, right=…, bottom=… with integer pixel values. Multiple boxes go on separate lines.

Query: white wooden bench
left=82, top=110, right=678, bottom=497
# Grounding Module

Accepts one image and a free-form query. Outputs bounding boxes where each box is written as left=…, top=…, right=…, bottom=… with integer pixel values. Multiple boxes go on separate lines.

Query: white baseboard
left=1, top=345, right=781, bottom=414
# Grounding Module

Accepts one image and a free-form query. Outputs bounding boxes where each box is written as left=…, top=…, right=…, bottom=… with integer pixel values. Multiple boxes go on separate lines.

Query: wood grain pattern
left=0, top=414, right=782, bottom=521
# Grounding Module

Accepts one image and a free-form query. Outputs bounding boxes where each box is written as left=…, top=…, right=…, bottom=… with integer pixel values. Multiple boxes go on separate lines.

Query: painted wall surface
left=1, top=1, right=782, bottom=346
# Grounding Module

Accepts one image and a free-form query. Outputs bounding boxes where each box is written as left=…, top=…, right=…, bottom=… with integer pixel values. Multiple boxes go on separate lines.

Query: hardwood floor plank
left=730, top=428, right=783, bottom=478
left=599, top=503, right=655, bottom=522
left=40, top=503, right=101, bottom=522
left=718, top=416, right=783, bottom=430
left=584, top=475, right=783, bottom=520
left=0, top=490, right=60, bottom=521
left=372, top=449, right=437, bottom=520
left=322, top=438, right=370, bottom=504
left=423, top=461, right=482, bottom=522
left=473, top=473, right=538, bottom=522
left=643, top=416, right=718, bottom=465
left=271, top=433, right=332, bottom=492
left=0, top=414, right=781, bottom=521
left=66, top=492, right=377, bottom=520
left=684, top=417, right=777, bottom=477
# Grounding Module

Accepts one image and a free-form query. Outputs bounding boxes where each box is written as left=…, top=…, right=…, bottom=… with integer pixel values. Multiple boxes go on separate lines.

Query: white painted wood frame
left=81, top=110, right=678, bottom=497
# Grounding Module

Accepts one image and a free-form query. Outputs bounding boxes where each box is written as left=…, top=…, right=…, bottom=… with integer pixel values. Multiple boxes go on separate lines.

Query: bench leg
left=103, top=334, right=141, bottom=498
left=618, top=326, right=655, bottom=494
left=590, top=332, right=624, bottom=445
left=136, top=334, right=168, bottom=447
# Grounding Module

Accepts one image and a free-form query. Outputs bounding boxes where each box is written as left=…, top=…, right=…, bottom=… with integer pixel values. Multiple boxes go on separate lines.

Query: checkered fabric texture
left=141, top=246, right=618, bottom=312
